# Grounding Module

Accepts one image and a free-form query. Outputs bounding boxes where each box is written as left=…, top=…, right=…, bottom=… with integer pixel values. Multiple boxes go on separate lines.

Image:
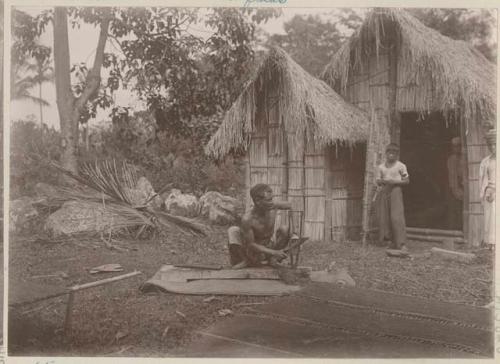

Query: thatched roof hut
left=206, top=47, right=369, bottom=240
left=206, top=46, right=369, bottom=159
left=322, top=8, right=496, bottom=246
left=322, top=8, right=495, bottom=123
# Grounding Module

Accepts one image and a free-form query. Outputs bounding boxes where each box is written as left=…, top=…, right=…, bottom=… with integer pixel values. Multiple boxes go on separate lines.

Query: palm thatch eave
left=205, top=47, right=369, bottom=159
left=322, top=8, right=496, bottom=124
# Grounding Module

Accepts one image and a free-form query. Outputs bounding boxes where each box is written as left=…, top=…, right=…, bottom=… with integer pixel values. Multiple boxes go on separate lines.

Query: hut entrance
left=399, top=112, right=462, bottom=231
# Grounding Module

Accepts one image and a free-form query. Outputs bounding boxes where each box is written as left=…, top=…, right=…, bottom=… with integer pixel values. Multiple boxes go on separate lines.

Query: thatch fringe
left=322, top=8, right=496, bottom=123
left=206, top=46, right=369, bottom=159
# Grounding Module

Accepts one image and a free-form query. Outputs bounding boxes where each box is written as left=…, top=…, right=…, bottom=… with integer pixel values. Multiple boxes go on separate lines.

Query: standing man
left=376, top=143, right=410, bottom=252
left=446, top=137, right=465, bottom=230
left=227, top=183, right=292, bottom=269
left=479, top=129, right=496, bottom=249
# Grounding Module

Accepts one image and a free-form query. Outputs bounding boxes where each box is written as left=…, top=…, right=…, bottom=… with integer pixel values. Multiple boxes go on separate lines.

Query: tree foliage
left=107, top=7, right=280, bottom=139
left=406, top=8, right=497, bottom=62
left=13, top=7, right=280, bottom=141
left=266, top=10, right=363, bottom=76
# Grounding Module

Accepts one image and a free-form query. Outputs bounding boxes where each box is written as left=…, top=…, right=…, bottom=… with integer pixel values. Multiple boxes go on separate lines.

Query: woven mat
left=141, top=265, right=301, bottom=296
left=182, top=283, right=493, bottom=358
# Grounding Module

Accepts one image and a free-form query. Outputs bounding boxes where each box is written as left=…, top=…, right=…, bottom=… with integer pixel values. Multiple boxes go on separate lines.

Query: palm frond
left=46, top=158, right=208, bottom=237
left=14, top=93, right=50, bottom=106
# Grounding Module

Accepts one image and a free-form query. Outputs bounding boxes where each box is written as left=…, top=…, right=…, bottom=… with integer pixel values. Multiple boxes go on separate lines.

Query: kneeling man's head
left=250, top=183, right=273, bottom=207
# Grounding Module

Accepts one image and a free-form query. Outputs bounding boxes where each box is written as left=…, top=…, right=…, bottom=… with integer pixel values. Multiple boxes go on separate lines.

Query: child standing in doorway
left=376, top=143, right=410, bottom=252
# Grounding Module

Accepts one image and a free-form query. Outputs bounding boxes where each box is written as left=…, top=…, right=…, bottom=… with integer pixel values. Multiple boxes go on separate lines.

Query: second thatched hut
left=322, top=8, right=496, bottom=246
left=206, top=47, right=369, bottom=240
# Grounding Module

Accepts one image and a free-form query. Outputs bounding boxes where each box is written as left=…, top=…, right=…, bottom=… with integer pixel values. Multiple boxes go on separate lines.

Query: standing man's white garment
left=479, top=129, right=496, bottom=247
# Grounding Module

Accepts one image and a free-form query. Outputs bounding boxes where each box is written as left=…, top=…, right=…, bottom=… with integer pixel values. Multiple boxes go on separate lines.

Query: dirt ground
left=8, top=224, right=494, bottom=357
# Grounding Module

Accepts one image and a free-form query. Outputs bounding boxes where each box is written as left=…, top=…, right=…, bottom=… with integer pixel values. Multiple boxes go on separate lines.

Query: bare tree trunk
left=39, top=81, right=44, bottom=142
left=53, top=7, right=110, bottom=173
left=39, top=83, right=44, bottom=126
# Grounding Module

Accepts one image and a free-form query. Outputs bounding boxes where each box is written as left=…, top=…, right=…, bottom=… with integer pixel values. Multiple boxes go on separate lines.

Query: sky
left=10, top=7, right=497, bottom=130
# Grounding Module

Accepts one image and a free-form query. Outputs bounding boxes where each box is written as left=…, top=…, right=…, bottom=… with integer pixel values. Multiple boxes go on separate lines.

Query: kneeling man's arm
left=241, top=217, right=283, bottom=257
left=271, top=201, right=292, bottom=210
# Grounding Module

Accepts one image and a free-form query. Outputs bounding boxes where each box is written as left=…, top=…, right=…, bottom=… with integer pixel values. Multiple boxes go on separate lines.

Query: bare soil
left=8, top=224, right=493, bottom=357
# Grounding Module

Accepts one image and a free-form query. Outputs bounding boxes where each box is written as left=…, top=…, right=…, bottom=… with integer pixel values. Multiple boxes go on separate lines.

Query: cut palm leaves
left=47, top=159, right=208, bottom=237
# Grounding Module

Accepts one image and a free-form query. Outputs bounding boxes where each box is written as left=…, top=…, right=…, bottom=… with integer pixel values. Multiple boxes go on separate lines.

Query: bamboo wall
left=246, top=84, right=332, bottom=241
left=304, top=133, right=326, bottom=240
left=465, top=120, right=490, bottom=246
left=325, top=145, right=365, bottom=241
left=246, top=84, right=306, bottom=236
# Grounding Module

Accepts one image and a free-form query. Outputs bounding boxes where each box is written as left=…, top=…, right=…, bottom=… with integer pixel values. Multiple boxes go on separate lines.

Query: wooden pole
left=245, top=153, right=251, bottom=211
left=324, top=146, right=333, bottom=242
left=362, top=106, right=376, bottom=248
left=388, top=27, right=401, bottom=144
left=70, top=271, right=141, bottom=292
left=281, top=121, right=289, bottom=201
left=63, top=291, right=75, bottom=336
left=460, top=114, right=470, bottom=246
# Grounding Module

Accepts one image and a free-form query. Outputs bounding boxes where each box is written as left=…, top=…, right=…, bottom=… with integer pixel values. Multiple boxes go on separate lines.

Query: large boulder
left=164, top=189, right=200, bottom=217
left=10, top=197, right=39, bottom=233
left=124, top=177, right=163, bottom=209
left=44, top=200, right=130, bottom=236
left=199, top=191, right=242, bottom=225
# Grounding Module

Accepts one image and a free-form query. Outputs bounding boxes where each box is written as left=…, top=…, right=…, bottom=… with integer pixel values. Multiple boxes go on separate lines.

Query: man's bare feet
left=231, top=260, right=249, bottom=269
left=269, top=257, right=287, bottom=268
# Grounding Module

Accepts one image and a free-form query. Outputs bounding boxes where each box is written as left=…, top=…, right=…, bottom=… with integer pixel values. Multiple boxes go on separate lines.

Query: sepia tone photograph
left=6, top=4, right=497, bottom=359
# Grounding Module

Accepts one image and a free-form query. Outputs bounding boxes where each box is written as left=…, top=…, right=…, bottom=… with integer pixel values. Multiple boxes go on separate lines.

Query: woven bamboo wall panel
left=466, top=119, right=490, bottom=246
left=304, top=196, right=325, bottom=240
left=305, top=156, right=325, bottom=190
left=268, top=125, right=282, bottom=156
left=249, top=137, right=267, bottom=166
left=267, top=155, right=283, bottom=187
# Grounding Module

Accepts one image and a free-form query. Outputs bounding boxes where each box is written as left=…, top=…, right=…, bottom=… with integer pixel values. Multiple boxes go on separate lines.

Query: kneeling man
left=228, top=183, right=292, bottom=269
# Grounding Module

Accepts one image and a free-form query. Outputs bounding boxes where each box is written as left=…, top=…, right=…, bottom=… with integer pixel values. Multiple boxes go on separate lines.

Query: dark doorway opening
left=400, top=112, right=462, bottom=230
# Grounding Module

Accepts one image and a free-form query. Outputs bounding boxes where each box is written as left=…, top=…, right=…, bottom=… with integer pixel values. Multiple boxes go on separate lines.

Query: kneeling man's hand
left=273, top=249, right=288, bottom=260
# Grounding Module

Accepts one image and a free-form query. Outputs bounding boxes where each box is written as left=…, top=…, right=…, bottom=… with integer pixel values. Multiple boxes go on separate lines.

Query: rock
left=386, top=249, right=410, bottom=258
left=430, top=247, right=476, bottom=263
left=124, top=177, right=162, bottom=209
left=10, top=197, right=39, bottom=233
left=44, top=200, right=130, bottom=236
left=137, top=176, right=154, bottom=196
left=164, top=189, right=200, bottom=217
left=199, top=191, right=242, bottom=225
left=310, top=267, right=356, bottom=287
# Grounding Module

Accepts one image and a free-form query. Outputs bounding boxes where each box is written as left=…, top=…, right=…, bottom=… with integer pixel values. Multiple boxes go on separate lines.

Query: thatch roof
left=206, top=47, right=369, bottom=159
left=322, top=8, right=496, bottom=123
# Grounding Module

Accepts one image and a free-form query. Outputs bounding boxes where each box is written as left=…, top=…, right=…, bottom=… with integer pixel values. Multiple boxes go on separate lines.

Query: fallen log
left=430, top=247, right=476, bottom=264
left=407, top=234, right=465, bottom=244
left=406, top=227, right=463, bottom=238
